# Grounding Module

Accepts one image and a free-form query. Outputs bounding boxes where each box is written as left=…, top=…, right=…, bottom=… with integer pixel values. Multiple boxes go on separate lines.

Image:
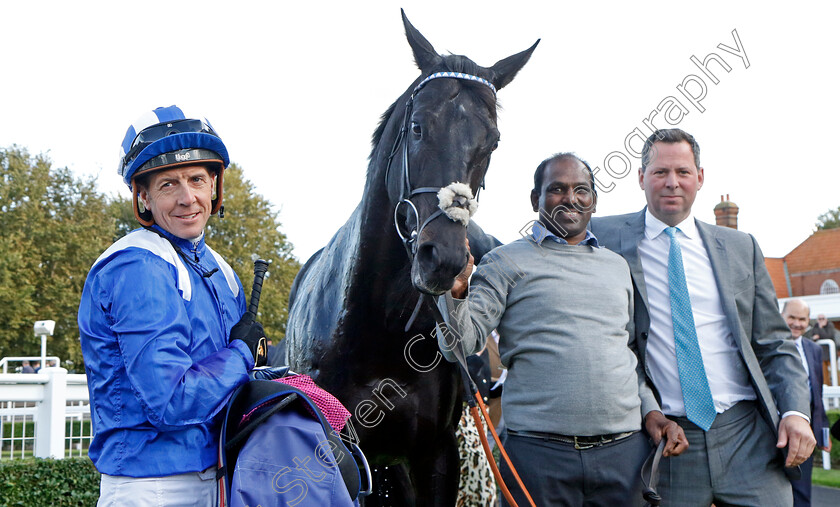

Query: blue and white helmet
left=118, top=105, right=229, bottom=225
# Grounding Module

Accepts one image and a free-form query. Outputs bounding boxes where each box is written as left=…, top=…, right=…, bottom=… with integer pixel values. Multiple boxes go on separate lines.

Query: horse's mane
left=369, top=54, right=498, bottom=160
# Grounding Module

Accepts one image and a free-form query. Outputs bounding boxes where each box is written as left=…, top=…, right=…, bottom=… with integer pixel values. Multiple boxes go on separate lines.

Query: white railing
left=816, top=339, right=838, bottom=389
left=0, top=365, right=835, bottom=468
left=0, top=367, right=91, bottom=460
left=0, top=356, right=62, bottom=374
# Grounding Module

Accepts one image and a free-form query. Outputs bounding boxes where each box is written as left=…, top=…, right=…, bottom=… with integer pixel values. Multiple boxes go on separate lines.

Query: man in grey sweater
left=441, top=153, right=686, bottom=506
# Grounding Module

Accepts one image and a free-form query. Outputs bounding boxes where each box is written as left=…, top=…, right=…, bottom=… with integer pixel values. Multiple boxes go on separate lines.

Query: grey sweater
left=442, top=236, right=659, bottom=435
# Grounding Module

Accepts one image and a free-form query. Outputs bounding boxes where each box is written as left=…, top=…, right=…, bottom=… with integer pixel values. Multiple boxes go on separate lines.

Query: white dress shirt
left=639, top=210, right=755, bottom=417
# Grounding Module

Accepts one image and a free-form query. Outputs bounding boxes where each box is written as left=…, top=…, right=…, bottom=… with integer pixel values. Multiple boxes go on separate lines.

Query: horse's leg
left=361, top=465, right=416, bottom=507
left=410, top=429, right=460, bottom=507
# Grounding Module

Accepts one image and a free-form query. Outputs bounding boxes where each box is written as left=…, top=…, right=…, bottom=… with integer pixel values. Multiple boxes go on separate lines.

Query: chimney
left=714, top=194, right=739, bottom=229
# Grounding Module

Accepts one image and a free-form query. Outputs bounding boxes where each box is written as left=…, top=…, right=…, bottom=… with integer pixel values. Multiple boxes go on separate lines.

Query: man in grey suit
left=590, top=128, right=815, bottom=506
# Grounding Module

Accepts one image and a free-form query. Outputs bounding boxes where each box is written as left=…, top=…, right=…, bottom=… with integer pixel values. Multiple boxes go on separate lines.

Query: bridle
left=386, top=71, right=497, bottom=257
left=384, top=73, right=538, bottom=506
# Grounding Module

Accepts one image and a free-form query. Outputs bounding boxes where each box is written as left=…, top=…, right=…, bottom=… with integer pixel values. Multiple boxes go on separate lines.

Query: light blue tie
left=664, top=227, right=716, bottom=431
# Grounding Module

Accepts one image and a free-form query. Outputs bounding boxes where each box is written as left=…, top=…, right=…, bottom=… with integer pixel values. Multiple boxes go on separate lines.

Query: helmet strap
left=211, top=168, right=224, bottom=216
left=133, top=186, right=155, bottom=227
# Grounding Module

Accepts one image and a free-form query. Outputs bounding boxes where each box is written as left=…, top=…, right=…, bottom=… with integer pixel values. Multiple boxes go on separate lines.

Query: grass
left=813, top=467, right=840, bottom=489
left=802, top=408, right=840, bottom=489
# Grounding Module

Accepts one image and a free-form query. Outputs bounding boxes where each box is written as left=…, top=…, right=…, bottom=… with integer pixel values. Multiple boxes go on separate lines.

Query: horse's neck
left=343, top=149, right=417, bottom=320
left=355, top=174, right=408, bottom=275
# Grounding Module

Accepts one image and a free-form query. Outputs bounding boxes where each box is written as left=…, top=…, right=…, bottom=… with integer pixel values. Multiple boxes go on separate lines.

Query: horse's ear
left=401, top=9, right=442, bottom=71
left=489, top=39, right=540, bottom=91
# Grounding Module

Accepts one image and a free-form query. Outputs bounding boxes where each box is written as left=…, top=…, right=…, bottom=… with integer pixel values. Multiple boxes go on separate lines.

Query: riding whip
left=241, top=258, right=270, bottom=366
left=246, top=258, right=270, bottom=322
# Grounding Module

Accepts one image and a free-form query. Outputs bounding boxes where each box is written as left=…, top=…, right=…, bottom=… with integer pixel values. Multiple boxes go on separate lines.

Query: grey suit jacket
left=590, top=208, right=810, bottom=434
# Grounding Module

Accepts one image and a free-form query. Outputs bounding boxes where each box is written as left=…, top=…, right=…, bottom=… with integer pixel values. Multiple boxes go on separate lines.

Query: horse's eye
left=411, top=121, right=422, bottom=136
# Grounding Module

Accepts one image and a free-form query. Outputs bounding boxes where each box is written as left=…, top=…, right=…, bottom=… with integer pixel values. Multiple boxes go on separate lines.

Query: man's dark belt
left=507, top=429, right=638, bottom=450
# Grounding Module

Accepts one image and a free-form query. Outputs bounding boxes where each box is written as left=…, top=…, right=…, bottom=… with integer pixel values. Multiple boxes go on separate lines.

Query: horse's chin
left=411, top=269, right=452, bottom=296
left=415, top=283, right=446, bottom=296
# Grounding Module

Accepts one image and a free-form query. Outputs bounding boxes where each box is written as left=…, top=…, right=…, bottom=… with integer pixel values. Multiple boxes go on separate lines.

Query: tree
left=0, top=146, right=114, bottom=367
left=816, top=207, right=840, bottom=231
left=111, top=163, right=300, bottom=341
left=0, top=149, right=299, bottom=367
left=108, top=194, right=136, bottom=241
left=205, top=164, right=300, bottom=341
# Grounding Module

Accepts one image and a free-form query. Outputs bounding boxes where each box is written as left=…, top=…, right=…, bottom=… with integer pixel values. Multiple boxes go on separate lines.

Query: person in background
left=810, top=314, right=837, bottom=343
left=782, top=299, right=831, bottom=507
left=78, top=106, right=267, bottom=506
left=21, top=360, right=35, bottom=373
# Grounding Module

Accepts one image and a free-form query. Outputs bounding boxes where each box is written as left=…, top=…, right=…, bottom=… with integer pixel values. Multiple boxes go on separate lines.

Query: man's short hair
left=533, top=152, right=596, bottom=196
left=781, top=299, right=810, bottom=315
left=641, top=128, right=701, bottom=171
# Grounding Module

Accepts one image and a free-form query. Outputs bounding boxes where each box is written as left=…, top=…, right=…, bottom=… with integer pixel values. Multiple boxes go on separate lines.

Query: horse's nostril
left=414, top=241, right=464, bottom=286
left=416, top=243, right=440, bottom=269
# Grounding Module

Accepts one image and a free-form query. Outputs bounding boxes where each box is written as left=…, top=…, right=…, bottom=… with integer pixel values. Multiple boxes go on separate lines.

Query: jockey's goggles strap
left=125, top=119, right=219, bottom=166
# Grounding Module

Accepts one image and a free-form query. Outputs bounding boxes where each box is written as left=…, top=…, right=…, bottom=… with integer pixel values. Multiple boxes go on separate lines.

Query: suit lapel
left=620, top=210, right=649, bottom=311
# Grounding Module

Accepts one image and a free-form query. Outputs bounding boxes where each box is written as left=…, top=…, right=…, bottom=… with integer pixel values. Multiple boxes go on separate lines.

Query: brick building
left=765, top=228, right=840, bottom=300
left=712, top=194, right=840, bottom=301
left=715, top=196, right=840, bottom=387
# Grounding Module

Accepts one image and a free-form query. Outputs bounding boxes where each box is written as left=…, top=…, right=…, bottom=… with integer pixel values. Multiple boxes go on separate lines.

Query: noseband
left=387, top=72, right=496, bottom=256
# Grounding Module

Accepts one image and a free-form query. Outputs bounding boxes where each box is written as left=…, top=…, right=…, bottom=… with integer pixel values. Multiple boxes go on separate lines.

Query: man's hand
left=230, top=312, right=267, bottom=368
left=452, top=239, right=474, bottom=299
left=644, top=410, right=689, bottom=457
left=777, top=415, right=816, bottom=467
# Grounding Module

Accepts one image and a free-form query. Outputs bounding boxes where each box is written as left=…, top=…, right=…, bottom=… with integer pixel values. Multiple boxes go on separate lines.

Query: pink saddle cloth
left=240, top=374, right=351, bottom=432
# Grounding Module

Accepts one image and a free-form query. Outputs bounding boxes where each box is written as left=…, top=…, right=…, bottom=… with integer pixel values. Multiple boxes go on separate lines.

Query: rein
left=387, top=71, right=491, bottom=257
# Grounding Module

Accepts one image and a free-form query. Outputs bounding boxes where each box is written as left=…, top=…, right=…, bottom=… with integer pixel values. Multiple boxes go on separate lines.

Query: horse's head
left=384, top=11, right=538, bottom=295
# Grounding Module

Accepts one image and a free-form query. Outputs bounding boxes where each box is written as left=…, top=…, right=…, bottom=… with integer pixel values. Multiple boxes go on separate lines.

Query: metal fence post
left=35, top=367, right=67, bottom=459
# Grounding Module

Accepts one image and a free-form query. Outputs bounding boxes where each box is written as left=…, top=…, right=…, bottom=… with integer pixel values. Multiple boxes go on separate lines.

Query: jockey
left=78, top=106, right=266, bottom=506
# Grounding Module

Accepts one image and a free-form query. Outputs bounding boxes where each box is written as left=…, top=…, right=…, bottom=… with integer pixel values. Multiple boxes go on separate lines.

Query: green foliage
left=812, top=467, right=840, bottom=489
left=204, top=164, right=300, bottom=340
left=807, top=408, right=840, bottom=490
left=828, top=409, right=840, bottom=467
left=0, top=147, right=114, bottom=366
left=809, top=410, right=840, bottom=489
left=0, top=145, right=299, bottom=365
left=107, top=195, right=136, bottom=242
left=0, top=458, right=100, bottom=506
left=816, top=207, right=840, bottom=231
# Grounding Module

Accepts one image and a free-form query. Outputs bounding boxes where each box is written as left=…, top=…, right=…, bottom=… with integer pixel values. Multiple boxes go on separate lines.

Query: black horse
left=278, top=11, right=536, bottom=506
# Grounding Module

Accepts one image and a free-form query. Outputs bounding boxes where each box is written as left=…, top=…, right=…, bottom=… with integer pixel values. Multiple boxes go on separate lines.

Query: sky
left=2, top=1, right=839, bottom=262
